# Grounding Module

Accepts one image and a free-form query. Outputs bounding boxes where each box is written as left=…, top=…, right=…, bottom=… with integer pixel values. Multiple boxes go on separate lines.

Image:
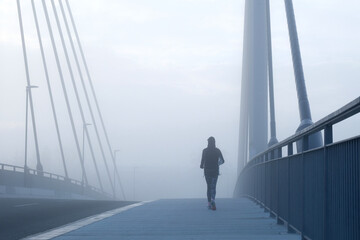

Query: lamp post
left=113, top=149, right=120, bottom=198
left=24, top=85, right=38, bottom=174
left=82, top=123, right=91, bottom=184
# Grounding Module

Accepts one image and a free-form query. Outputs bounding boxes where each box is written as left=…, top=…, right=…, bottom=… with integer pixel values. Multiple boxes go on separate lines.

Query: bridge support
left=284, top=0, right=323, bottom=151
left=266, top=0, right=278, bottom=147
left=238, top=0, right=268, bottom=173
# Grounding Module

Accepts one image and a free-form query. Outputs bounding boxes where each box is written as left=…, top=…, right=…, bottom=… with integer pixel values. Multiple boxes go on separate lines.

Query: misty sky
left=0, top=0, right=360, bottom=200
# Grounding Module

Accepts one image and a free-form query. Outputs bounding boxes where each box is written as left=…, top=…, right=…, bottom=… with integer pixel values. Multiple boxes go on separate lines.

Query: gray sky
left=0, top=0, right=360, bottom=200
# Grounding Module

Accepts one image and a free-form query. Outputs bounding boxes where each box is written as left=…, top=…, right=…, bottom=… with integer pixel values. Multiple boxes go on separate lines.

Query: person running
left=200, top=136, right=225, bottom=210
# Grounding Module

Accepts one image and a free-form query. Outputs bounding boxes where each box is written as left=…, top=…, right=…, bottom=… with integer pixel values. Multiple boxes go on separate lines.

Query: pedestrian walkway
left=41, top=198, right=300, bottom=240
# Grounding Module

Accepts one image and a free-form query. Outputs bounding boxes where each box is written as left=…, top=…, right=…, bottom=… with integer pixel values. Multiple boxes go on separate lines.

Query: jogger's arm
left=200, top=150, right=205, bottom=169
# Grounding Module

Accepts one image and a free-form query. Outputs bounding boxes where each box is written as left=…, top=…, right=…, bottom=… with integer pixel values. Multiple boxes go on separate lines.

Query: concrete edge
left=22, top=201, right=153, bottom=240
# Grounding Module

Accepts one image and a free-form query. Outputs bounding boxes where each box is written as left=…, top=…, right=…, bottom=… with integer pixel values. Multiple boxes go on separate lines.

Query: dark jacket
left=200, top=141, right=224, bottom=176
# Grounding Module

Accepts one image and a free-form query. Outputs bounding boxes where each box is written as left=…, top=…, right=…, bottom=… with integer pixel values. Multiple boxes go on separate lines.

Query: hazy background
left=0, top=0, right=360, bottom=200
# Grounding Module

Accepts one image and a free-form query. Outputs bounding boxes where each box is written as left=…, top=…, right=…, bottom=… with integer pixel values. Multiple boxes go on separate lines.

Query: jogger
left=200, top=136, right=225, bottom=210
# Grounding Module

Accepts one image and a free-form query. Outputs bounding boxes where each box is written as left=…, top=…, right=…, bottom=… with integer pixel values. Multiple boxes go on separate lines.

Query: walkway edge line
left=22, top=201, right=151, bottom=240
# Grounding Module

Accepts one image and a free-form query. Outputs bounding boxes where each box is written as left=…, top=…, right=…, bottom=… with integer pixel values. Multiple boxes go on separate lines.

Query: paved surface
left=0, top=198, right=134, bottom=240
left=45, top=198, right=300, bottom=240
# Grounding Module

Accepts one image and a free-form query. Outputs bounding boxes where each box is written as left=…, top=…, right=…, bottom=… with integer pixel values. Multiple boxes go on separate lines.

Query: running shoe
left=211, top=200, right=216, bottom=211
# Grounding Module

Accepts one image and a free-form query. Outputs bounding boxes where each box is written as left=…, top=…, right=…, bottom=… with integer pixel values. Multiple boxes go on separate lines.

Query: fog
left=1, top=0, right=360, bottom=200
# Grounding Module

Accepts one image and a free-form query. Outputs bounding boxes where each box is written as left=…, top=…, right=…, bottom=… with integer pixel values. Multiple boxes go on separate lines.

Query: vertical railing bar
left=301, top=146, right=305, bottom=239
left=277, top=147, right=283, bottom=224
left=264, top=154, right=267, bottom=211
left=269, top=156, right=272, bottom=215
left=324, top=124, right=332, bottom=239
left=287, top=142, right=294, bottom=233
left=357, top=140, right=360, bottom=240
left=323, top=126, right=331, bottom=240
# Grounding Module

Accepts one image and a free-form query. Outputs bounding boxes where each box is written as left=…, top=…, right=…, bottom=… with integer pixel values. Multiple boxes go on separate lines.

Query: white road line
left=22, top=201, right=151, bottom=240
left=14, top=203, right=39, bottom=208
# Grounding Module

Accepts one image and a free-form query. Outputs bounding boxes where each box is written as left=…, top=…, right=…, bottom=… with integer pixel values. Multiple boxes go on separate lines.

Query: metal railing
left=235, top=97, right=360, bottom=240
left=0, top=162, right=109, bottom=198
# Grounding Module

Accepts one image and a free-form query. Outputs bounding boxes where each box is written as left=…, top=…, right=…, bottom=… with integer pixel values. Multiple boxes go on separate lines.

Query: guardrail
left=0, top=162, right=110, bottom=199
left=235, top=97, right=360, bottom=240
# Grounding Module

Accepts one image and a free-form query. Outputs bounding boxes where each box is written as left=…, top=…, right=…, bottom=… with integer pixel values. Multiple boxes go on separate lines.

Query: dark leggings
left=205, top=174, right=218, bottom=202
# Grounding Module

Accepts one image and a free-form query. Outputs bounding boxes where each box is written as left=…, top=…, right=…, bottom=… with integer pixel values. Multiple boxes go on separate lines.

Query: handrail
left=0, top=162, right=106, bottom=197
left=244, top=96, right=360, bottom=170
left=237, top=96, right=360, bottom=240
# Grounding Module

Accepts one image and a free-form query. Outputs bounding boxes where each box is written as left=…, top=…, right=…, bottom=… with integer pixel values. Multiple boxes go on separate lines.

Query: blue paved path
left=43, top=198, right=300, bottom=239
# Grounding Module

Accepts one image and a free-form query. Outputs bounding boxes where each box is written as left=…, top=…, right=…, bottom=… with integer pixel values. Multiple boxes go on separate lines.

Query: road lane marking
left=14, top=203, right=39, bottom=208
left=23, top=201, right=151, bottom=240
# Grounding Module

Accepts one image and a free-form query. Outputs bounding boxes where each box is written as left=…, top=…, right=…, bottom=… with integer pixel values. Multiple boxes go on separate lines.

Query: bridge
left=1, top=0, right=359, bottom=239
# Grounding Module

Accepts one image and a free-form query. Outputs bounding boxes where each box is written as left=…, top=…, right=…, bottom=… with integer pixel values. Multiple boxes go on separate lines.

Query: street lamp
left=82, top=123, right=91, bottom=184
left=113, top=149, right=120, bottom=197
left=24, top=85, right=38, bottom=174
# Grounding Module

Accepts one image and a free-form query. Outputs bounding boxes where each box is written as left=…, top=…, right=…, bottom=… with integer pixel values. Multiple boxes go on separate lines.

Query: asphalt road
left=0, top=198, right=135, bottom=240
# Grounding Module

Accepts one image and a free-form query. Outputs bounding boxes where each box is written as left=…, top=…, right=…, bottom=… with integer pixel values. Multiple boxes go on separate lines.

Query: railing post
left=262, top=154, right=265, bottom=206
left=324, top=125, right=333, bottom=145
left=269, top=152, right=273, bottom=215
left=277, top=148, right=282, bottom=158
left=269, top=154, right=274, bottom=217
left=264, top=153, right=268, bottom=212
left=323, top=125, right=332, bottom=240
left=303, top=135, right=309, bottom=151
left=301, top=142, right=306, bottom=239
left=287, top=143, right=295, bottom=233
left=277, top=147, right=283, bottom=224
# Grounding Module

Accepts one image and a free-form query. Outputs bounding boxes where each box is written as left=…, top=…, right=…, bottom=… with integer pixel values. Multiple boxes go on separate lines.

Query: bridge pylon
left=238, top=0, right=269, bottom=174
left=238, top=0, right=323, bottom=174
left=284, top=0, right=323, bottom=151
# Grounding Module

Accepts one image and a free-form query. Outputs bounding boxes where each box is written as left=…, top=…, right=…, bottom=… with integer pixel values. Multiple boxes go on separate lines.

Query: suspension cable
left=48, top=0, right=104, bottom=191
left=58, top=0, right=115, bottom=196
left=40, top=0, right=88, bottom=185
left=64, top=0, right=126, bottom=199
left=31, top=0, right=68, bottom=178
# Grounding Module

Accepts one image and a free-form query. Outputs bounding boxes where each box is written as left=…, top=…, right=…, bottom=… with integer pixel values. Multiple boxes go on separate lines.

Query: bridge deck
left=36, top=198, right=300, bottom=240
